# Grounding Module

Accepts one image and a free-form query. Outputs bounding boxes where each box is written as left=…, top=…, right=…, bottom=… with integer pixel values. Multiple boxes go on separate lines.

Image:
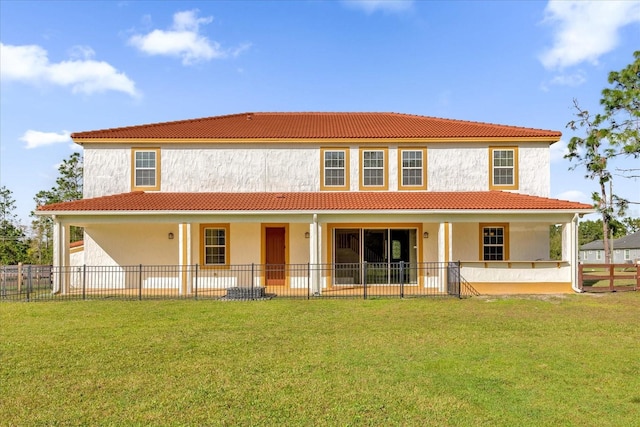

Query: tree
left=566, top=51, right=640, bottom=263
left=549, top=225, right=562, bottom=260
left=578, top=219, right=627, bottom=246
left=0, top=186, right=29, bottom=265
left=30, top=152, right=84, bottom=264
left=622, top=217, right=640, bottom=233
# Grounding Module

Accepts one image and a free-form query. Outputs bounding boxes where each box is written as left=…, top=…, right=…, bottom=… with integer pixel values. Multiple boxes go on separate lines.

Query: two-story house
left=37, top=112, right=593, bottom=295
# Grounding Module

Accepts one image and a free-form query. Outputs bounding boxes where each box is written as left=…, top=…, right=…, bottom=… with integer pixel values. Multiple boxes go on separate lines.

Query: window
left=320, top=148, right=349, bottom=190
left=595, top=251, right=602, bottom=261
left=398, top=148, right=427, bottom=190
left=200, top=224, right=230, bottom=267
left=480, top=223, right=509, bottom=261
left=489, top=147, right=518, bottom=190
left=359, top=148, right=388, bottom=190
left=131, top=148, right=160, bottom=191
left=624, top=249, right=631, bottom=261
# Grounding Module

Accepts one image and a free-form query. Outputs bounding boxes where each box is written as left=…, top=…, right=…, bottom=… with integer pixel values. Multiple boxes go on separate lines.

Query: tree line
left=1, top=152, right=82, bottom=265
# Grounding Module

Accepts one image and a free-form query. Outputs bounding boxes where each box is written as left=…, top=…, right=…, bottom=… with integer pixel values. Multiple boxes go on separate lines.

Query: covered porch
left=38, top=191, right=593, bottom=295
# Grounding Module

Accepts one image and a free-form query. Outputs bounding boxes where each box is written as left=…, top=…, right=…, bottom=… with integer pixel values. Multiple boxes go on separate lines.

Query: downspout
left=571, top=213, right=583, bottom=293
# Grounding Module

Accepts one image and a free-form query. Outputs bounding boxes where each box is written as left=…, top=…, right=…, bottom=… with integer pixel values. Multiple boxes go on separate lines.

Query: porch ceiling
left=37, top=191, right=593, bottom=215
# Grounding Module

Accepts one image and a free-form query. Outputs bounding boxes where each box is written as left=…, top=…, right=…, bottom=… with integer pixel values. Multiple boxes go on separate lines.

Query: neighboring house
left=580, top=231, right=640, bottom=264
left=37, top=112, right=593, bottom=295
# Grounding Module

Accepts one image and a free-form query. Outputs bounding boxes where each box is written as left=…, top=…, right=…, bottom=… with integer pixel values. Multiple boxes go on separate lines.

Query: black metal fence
left=1, top=262, right=475, bottom=302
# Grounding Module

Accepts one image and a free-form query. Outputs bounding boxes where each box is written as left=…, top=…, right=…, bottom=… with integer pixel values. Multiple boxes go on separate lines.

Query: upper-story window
left=360, top=148, right=388, bottom=190
left=398, top=148, right=427, bottom=190
left=480, top=223, right=509, bottom=261
left=131, top=148, right=160, bottom=191
left=320, top=148, right=349, bottom=191
left=489, top=147, right=518, bottom=190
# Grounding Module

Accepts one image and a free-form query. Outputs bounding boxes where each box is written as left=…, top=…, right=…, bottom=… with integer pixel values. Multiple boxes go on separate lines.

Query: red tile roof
left=71, top=112, right=561, bottom=141
left=37, top=191, right=593, bottom=213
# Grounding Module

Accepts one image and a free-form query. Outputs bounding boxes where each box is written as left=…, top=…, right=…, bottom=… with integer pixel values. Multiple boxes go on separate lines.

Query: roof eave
left=71, top=136, right=562, bottom=145
left=36, top=208, right=595, bottom=216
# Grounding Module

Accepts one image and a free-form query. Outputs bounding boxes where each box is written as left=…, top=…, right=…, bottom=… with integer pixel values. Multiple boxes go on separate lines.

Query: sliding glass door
left=334, top=228, right=418, bottom=285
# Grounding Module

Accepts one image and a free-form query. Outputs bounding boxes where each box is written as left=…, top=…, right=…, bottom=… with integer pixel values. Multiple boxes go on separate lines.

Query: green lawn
left=2, top=294, right=639, bottom=426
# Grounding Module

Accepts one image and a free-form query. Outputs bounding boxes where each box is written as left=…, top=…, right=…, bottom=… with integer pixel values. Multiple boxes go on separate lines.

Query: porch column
left=179, top=223, right=191, bottom=295
left=563, top=215, right=580, bottom=292
left=310, top=215, right=323, bottom=294
left=438, top=222, right=452, bottom=264
left=438, top=222, right=452, bottom=292
left=52, top=217, right=70, bottom=294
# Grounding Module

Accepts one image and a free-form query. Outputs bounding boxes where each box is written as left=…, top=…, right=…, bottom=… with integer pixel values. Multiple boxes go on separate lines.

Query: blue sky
left=1, top=0, right=639, bottom=227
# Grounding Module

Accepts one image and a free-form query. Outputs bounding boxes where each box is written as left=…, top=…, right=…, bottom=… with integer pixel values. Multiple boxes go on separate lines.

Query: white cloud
left=128, top=9, right=248, bottom=65
left=342, top=0, right=414, bottom=14
left=19, top=130, right=71, bottom=149
left=68, top=45, right=96, bottom=60
left=554, top=190, right=592, bottom=205
left=549, top=139, right=569, bottom=163
left=539, top=0, right=640, bottom=70
left=549, top=70, right=587, bottom=87
left=0, top=43, right=139, bottom=97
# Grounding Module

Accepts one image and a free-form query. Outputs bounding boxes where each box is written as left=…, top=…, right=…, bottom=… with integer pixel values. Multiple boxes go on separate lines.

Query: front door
left=265, top=227, right=286, bottom=286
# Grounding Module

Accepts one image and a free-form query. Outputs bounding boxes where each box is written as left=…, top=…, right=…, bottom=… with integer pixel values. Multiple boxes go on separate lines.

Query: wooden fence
left=578, top=263, right=639, bottom=292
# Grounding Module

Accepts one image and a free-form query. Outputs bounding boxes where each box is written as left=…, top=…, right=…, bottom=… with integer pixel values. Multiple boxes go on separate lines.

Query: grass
left=2, top=294, right=640, bottom=426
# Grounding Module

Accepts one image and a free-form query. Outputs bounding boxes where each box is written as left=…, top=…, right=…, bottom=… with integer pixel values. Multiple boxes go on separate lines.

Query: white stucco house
left=37, top=112, right=593, bottom=295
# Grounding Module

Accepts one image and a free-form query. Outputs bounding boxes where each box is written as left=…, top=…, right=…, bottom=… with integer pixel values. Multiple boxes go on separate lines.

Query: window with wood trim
left=398, top=148, right=427, bottom=190
left=200, top=224, right=230, bottom=267
left=359, top=148, right=388, bottom=190
left=489, top=147, right=518, bottom=190
left=131, top=148, right=161, bottom=191
left=320, top=148, right=349, bottom=190
left=480, top=223, right=509, bottom=261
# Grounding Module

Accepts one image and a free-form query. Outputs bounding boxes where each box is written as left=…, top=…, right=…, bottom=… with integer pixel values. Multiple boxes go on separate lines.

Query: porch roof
left=71, top=112, right=561, bottom=142
left=37, top=191, right=593, bottom=214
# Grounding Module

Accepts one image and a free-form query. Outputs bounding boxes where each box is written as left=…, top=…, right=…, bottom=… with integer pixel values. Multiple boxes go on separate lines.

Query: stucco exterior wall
left=451, top=222, right=551, bottom=261
left=428, top=146, right=487, bottom=192
left=428, top=143, right=549, bottom=196
left=518, top=144, right=550, bottom=197
left=82, top=141, right=551, bottom=198
left=84, top=223, right=179, bottom=266
left=83, top=146, right=130, bottom=198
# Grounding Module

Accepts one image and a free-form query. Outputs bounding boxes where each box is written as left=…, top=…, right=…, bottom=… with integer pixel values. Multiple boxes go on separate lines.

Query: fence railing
left=1, top=262, right=474, bottom=302
left=578, top=263, right=639, bottom=292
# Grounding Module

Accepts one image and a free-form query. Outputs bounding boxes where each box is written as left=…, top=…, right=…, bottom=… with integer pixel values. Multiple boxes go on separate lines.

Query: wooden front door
left=265, top=227, right=286, bottom=286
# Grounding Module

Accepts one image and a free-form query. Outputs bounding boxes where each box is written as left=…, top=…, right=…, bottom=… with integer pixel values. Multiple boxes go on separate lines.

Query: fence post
left=82, top=265, right=87, bottom=301
left=457, top=261, right=462, bottom=299
left=609, top=264, right=615, bottom=292
left=363, top=262, right=368, bottom=300
left=251, top=263, right=255, bottom=301
left=138, top=264, right=143, bottom=301
left=1, top=266, right=5, bottom=299
left=307, top=263, right=310, bottom=300
left=578, top=264, right=583, bottom=291
left=26, top=265, right=31, bottom=301
left=399, top=261, right=404, bottom=298
left=194, top=264, right=199, bottom=301
left=17, top=262, right=22, bottom=295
